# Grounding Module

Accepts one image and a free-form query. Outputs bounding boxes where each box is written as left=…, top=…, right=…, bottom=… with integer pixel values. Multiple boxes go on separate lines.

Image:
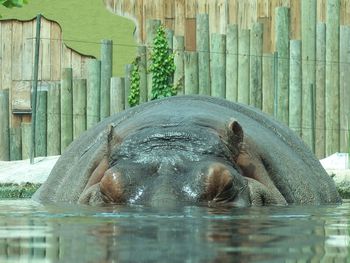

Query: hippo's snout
left=100, top=170, right=125, bottom=203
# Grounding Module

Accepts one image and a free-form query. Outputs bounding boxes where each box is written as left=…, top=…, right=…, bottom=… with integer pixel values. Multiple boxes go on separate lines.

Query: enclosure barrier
left=0, top=1, right=349, bottom=161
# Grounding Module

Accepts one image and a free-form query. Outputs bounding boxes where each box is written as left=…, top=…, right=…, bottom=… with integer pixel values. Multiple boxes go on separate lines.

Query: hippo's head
left=78, top=119, right=283, bottom=207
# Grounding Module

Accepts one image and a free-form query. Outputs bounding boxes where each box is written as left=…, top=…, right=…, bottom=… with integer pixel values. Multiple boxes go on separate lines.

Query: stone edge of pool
left=0, top=156, right=349, bottom=199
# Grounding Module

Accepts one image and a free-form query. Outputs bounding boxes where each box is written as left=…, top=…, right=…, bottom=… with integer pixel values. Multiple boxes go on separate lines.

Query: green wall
left=0, top=0, right=137, bottom=76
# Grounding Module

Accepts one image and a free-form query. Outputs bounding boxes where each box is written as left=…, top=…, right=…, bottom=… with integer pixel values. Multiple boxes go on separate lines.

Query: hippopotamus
left=32, top=95, right=341, bottom=206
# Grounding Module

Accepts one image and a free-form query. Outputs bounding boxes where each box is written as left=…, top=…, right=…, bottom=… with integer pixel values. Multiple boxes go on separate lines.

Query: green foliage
left=128, top=58, right=141, bottom=107
left=149, top=25, right=176, bottom=100
left=1, top=0, right=27, bottom=8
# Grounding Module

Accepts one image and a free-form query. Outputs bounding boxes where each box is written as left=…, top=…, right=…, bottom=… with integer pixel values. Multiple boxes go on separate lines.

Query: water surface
left=0, top=199, right=349, bottom=262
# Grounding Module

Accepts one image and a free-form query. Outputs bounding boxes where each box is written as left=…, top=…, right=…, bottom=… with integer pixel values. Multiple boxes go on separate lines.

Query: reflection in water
left=0, top=200, right=348, bottom=262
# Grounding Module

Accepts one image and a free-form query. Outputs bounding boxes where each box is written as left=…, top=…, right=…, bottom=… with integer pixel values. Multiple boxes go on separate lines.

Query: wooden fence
left=0, top=1, right=349, bottom=161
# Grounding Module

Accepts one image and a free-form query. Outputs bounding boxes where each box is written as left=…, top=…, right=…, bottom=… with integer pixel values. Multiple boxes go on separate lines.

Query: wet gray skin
left=32, top=96, right=341, bottom=207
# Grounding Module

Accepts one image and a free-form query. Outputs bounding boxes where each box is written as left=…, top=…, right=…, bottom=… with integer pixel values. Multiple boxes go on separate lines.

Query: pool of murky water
left=0, top=199, right=348, bottom=262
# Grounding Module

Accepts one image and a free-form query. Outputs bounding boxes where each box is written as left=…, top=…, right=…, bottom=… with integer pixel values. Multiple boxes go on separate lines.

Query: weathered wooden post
left=10, top=127, right=21, bottom=160
left=226, top=24, right=238, bottom=102
left=146, top=19, right=161, bottom=100
left=100, top=39, right=113, bottom=119
left=289, top=40, right=302, bottom=137
left=326, top=0, right=340, bottom=155
left=184, top=51, right=199, bottom=95
left=340, top=26, right=350, bottom=153
left=210, top=33, right=226, bottom=98
left=124, top=64, right=132, bottom=109
left=21, top=122, right=31, bottom=160
left=262, top=53, right=275, bottom=115
left=249, top=23, right=263, bottom=109
left=86, top=59, right=101, bottom=129
left=173, top=36, right=185, bottom=95
left=275, top=7, right=290, bottom=125
left=35, top=90, right=47, bottom=157
left=47, top=82, right=61, bottom=156
left=315, top=23, right=326, bottom=158
left=61, top=68, right=73, bottom=152
left=110, top=77, right=125, bottom=114
left=301, top=0, right=317, bottom=151
left=196, top=14, right=210, bottom=96
left=138, top=46, right=148, bottom=103
left=0, top=90, right=9, bottom=160
left=73, top=79, right=87, bottom=140
left=238, top=29, right=250, bottom=104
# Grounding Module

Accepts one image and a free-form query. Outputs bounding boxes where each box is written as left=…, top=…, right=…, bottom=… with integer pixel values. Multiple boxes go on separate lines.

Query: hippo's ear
left=228, top=119, right=243, bottom=144
left=227, top=120, right=244, bottom=160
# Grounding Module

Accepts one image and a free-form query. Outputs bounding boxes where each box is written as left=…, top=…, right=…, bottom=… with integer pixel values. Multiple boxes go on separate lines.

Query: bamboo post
left=315, top=23, right=326, bottom=158
left=226, top=24, right=238, bottom=102
left=301, top=0, right=317, bottom=151
left=340, top=26, right=350, bottom=153
left=124, top=64, right=132, bottom=109
left=21, top=122, right=31, bottom=160
left=249, top=23, right=263, bottom=109
left=35, top=90, right=47, bottom=157
left=289, top=40, right=302, bottom=137
left=0, top=90, right=9, bottom=160
left=100, top=39, right=113, bottom=119
left=73, top=79, right=87, bottom=140
left=138, top=46, right=148, bottom=103
left=173, top=36, right=185, bottom=95
left=275, top=7, right=290, bottom=125
left=237, top=29, right=250, bottom=104
left=326, top=0, right=340, bottom=155
left=47, top=82, right=61, bottom=156
left=86, top=59, right=101, bottom=129
left=184, top=51, right=199, bottom=95
left=10, top=127, right=21, bottom=160
left=210, top=33, right=226, bottom=98
left=61, top=68, right=73, bottom=152
left=196, top=14, right=210, bottom=95
left=146, top=19, right=161, bottom=100
left=262, top=53, right=275, bottom=115
left=110, top=77, right=125, bottom=114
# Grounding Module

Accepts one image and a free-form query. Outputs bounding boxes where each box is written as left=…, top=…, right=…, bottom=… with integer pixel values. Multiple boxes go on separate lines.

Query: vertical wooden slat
left=249, top=22, right=263, bottom=109
left=9, top=127, right=21, bottom=160
left=262, top=53, right=275, bottom=115
left=325, top=0, right=340, bottom=155
left=184, top=51, right=199, bottom=95
left=110, top=77, right=125, bottom=114
left=138, top=45, right=148, bottom=103
left=2, top=22, right=12, bottom=90
left=21, top=122, right=31, bottom=160
left=40, top=18, right=51, bottom=80
left=315, top=23, right=326, bottom=158
left=210, top=33, right=226, bottom=98
left=73, top=79, right=87, bottom=139
left=226, top=24, right=238, bottom=102
left=50, top=21, right=62, bottom=81
left=60, top=68, right=73, bottom=152
left=47, top=82, right=61, bottom=156
left=12, top=21, right=23, bottom=81
left=124, top=64, right=132, bottom=109
left=301, top=0, right=316, bottom=151
left=72, top=51, right=82, bottom=78
left=196, top=14, right=210, bottom=95
left=173, top=35, right=185, bottom=95
left=339, top=26, right=350, bottom=153
left=289, top=40, right=302, bottom=137
left=237, top=29, right=250, bottom=104
left=86, top=59, right=101, bottom=129
left=275, top=7, right=290, bottom=125
left=0, top=90, right=9, bottom=160
left=174, top=0, right=185, bottom=36
left=61, top=44, right=72, bottom=69
left=35, top=90, right=47, bottom=157
left=22, top=20, right=33, bottom=81
left=100, top=39, right=113, bottom=119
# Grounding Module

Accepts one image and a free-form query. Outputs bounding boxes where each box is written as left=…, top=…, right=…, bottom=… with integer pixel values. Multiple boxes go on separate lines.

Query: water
left=0, top=200, right=349, bottom=263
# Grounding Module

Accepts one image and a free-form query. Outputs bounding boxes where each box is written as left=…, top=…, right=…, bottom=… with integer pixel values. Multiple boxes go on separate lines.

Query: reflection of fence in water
left=0, top=1, right=350, bottom=162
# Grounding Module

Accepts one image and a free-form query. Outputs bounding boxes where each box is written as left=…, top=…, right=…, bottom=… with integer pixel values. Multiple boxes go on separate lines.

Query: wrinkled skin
left=32, top=96, right=341, bottom=207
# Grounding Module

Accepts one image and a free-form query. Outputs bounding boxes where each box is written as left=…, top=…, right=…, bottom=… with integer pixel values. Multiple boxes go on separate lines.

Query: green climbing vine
left=128, top=24, right=176, bottom=107
left=128, top=57, right=140, bottom=107
left=149, top=25, right=176, bottom=100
